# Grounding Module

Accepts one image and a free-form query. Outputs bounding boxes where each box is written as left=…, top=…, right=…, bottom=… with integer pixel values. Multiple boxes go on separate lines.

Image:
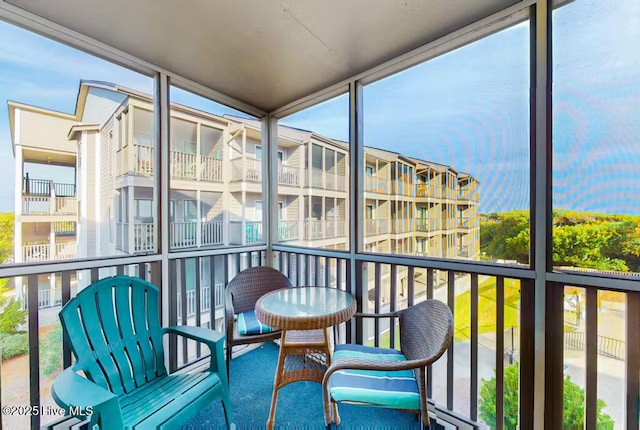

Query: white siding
left=82, top=87, right=127, bottom=126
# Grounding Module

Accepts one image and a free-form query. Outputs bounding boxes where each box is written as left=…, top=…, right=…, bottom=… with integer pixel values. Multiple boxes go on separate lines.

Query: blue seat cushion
left=236, top=310, right=275, bottom=335
left=328, top=343, right=420, bottom=410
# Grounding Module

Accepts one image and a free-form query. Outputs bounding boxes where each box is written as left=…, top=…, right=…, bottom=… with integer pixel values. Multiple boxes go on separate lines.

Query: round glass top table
left=255, top=286, right=357, bottom=430
left=255, top=286, right=356, bottom=331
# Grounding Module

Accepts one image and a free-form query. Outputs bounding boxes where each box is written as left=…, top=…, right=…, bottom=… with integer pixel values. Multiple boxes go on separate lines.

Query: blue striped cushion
left=328, top=344, right=420, bottom=410
left=236, top=310, right=275, bottom=335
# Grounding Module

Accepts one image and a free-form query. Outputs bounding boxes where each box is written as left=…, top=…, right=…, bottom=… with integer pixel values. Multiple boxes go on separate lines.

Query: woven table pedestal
left=255, top=286, right=356, bottom=430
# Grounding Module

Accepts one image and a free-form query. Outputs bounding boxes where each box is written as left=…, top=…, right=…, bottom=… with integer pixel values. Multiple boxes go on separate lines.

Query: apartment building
left=9, top=80, right=478, bottom=323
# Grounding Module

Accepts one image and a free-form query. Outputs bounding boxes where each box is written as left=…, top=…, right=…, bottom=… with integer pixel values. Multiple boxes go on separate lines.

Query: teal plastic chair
left=52, top=275, right=232, bottom=429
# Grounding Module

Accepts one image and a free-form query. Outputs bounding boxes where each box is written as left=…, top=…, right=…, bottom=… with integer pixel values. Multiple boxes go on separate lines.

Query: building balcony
left=231, top=157, right=261, bottom=182
left=130, top=145, right=223, bottom=182
left=21, top=196, right=78, bottom=216
left=6, top=238, right=635, bottom=430
left=303, top=219, right=346, bottom=240
left=22, top=242, right=77, bottom=262
left=364, top=174, right=388, bottom=194
left=415, top=217, right=442, bottom=232
left=364, top=218, right=388, bottom=236
left=115, top=221, right=225, bottom=252
left=306, top=168, right=347, bottom=191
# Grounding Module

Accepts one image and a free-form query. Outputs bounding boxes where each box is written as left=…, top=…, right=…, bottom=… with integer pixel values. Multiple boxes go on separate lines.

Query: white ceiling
left=7, top=0, right=520, bottom=112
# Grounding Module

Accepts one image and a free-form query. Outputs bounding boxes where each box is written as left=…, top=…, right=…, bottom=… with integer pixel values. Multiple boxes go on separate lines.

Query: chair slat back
left=226, top=266, right=292, bottom=313
left=399, top=300, right=453, bottom=363
left=59, top=276, right=167, bottom=395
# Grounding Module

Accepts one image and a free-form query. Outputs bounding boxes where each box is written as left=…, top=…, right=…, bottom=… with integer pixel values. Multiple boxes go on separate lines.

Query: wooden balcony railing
left=21, top=196, right=78, bottom=216
left=303, top=220, right=347, bottom=240
left=231, top=157, right=261, bottom=182
left=278, top=221, right=299, bottom=241
left=364, top=218, right=388, bottom=236
left=201, top=155, right=223, bottom=181
left=278, top=165, right=299, bottom=186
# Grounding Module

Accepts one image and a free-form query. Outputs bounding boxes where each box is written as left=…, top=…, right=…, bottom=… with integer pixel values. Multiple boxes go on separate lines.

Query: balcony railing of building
left=171, top=150, right=198, bottom=180
left=364, top=218, right=388, bottom=236
left=8, top=237, right=640, bottom=430
left=303, top=220, right=346, bottom=240
left=458, top=186, right=479, bottom=202
left=53, top=221, right=75, bottom=235
left=132, top=146, right=223, bottom=181
left=231, top=157, right=261, bottom=182
left=391, top=218, right=413, bottom=234
left=278, top=165, right=299, bottom=186
left=229, top=221, right=263, bottom=245
left=306, top=168, right=347, bottom=191
left=134, top=144, right=154, bottom=176
left=176, top=283, right=225, bottom=320
left=278, top=221, right=298, bottom=241
left=364, top=174, right=388, bottom=194
left=23, top=177, right=76, bottom=198
left=415, top=217, right=445, bottom=232
left=116, top=221, right=225, bottom=252
left=22, top=196, right=78, bottom=216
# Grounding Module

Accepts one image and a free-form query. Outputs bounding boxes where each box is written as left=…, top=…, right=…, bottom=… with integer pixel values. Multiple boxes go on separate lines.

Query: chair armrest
left=354, top=311, right=399, bottom=319
left=52, top=366, right=124, bottom=429
left=324, top=356, right=427, bottom=379
left=225, top=291, right=235, bottom=339
left=163, top=326, right=226, bottom=376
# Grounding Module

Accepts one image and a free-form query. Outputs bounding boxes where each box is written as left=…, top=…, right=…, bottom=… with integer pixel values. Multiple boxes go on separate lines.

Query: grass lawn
left=454, top=277, right=520, bottom=341
left=368, top=276, right=521, bottom=347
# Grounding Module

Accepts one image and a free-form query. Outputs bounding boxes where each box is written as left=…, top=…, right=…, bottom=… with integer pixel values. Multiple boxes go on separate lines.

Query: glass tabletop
left=259, top=286, right=353, bottom=317
left=255, top=286, right=356, bottom=330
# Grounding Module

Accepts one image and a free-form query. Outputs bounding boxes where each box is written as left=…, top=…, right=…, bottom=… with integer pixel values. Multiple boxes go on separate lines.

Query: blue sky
left=1, top=0, right=639, bottom=214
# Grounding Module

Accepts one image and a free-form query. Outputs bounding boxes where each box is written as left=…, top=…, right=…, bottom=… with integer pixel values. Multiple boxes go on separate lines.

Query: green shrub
left=0, top=332, right=29, bottom=359
left=479, top=362, right=615, bottom=429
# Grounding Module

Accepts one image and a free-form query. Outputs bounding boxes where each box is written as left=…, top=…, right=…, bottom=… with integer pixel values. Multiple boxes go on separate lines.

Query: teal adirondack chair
left=52, top=275, right=232, bottom=429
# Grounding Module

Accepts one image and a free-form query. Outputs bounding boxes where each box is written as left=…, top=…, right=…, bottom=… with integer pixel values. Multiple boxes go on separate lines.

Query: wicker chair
left=224, top=266, right=292, bottom=377
left=322, top=299, right=453, bottom=429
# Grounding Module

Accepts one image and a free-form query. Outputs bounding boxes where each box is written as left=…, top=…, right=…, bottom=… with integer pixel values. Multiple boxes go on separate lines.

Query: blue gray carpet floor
left=184, top=341, right=422, bottom=429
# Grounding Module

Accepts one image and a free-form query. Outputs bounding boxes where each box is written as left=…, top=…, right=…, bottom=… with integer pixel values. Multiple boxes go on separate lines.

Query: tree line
left=480, top=210, right=640, bottom=272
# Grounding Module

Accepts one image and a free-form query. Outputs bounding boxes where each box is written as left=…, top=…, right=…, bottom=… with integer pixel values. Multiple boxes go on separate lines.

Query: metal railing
left=564, top=331, right=625, bottom=361
left=23, top=178, right=76, bottom=197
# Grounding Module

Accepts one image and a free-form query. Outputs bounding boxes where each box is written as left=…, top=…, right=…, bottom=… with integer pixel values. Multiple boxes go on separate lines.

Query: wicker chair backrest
left=399, top=299, right=453, bottom=363
left=226, top=266, right=292, bottom=314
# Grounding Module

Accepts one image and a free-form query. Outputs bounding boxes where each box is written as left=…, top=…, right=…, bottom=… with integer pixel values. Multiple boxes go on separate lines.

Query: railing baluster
left=194, top=257, right=202, bottom=358
left=407, top=266, right=415, bottom=307
left=519, top=279, right=535, bottom=430
left=28, top=274, right=41, bottom=430
left=179, top=259, right=188, bottom=365
left=626, top=291, right=640, bottom=430
left=495, top=276, right=504, bottom=430
left=470, top=272, right=479, bottom=422
left=585, top=287, right=598, bottom=430
left=390, top=264, right=397, bottom=349
left=374, top=263, right=382, bottom=347
left=61, top=271, right=72, bottom=369
left=447, top=270, right=455, bottom=411
left=426, top=268, right=434, bottom=398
